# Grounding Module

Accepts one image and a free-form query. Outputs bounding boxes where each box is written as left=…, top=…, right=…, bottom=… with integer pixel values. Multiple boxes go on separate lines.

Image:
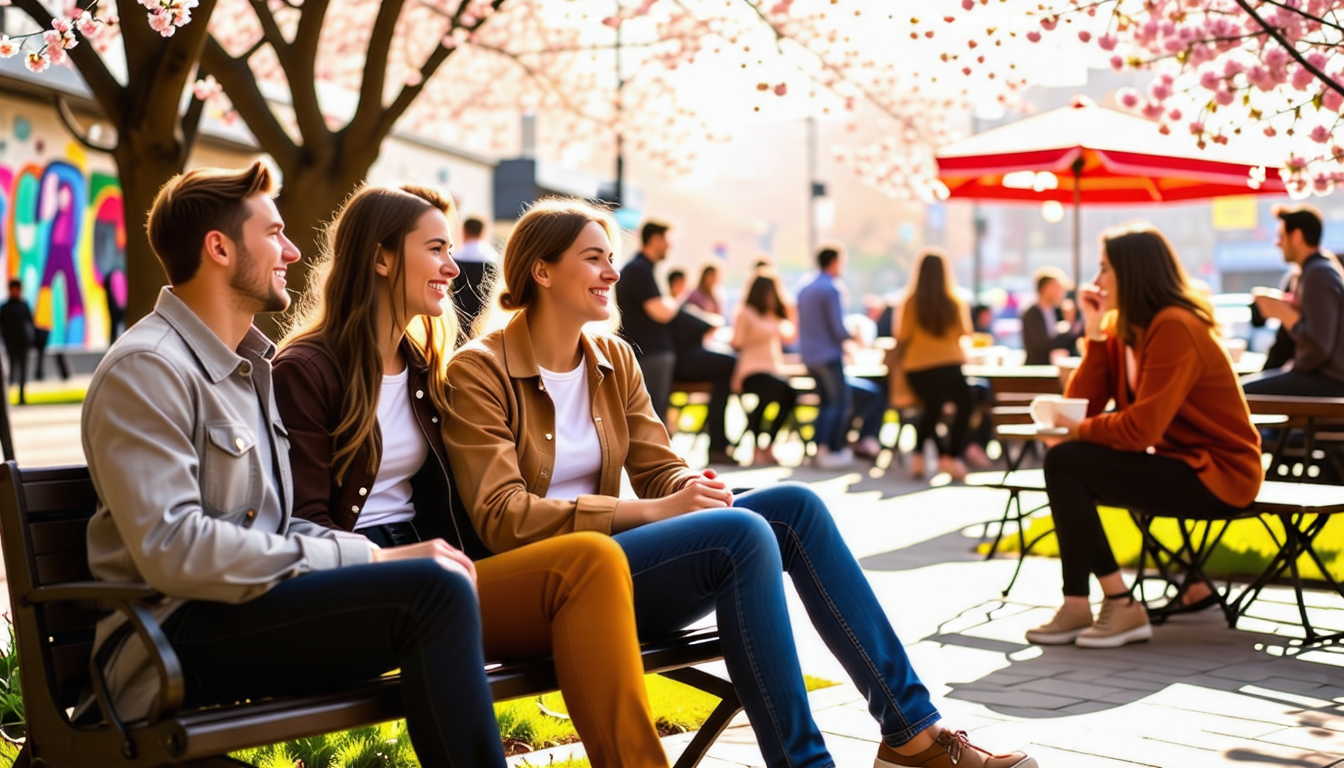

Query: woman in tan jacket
left=273, top=185, right=669, bottom=768
left=896, top=249, right=975, bottom=481
left=443, top=198, right=1036, bottom=768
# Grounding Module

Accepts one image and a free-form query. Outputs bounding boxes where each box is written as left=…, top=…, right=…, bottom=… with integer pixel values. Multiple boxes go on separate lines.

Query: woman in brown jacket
left=443, top=199, right=1035, bottom=768
left=1026, top=222, right=1262, bottom=650
left=272, top=185, right=669, bottom=768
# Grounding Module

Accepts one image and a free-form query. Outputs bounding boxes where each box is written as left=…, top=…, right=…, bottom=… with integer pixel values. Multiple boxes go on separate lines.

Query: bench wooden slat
left=35, top=551, right=94, bottom=587
left=22, top=478, right=100, bottom=515
left=1245, top=395, right=1344, bottom=419
left=50, top=641, right=94, bottom=709
left=29, top=517, right=90, bottom=556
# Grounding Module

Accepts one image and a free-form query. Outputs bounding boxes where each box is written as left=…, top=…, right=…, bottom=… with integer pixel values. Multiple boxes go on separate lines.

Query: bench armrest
left=23, top=581, right=163, bottom=605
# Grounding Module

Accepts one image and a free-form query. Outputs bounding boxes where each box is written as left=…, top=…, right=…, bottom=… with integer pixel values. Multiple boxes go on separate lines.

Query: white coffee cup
left=1030, top=395, right=1088, bottom=427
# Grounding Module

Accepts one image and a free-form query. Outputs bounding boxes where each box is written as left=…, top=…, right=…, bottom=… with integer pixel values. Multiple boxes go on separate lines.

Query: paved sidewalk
left=8, top=412, right=1344, bottom=767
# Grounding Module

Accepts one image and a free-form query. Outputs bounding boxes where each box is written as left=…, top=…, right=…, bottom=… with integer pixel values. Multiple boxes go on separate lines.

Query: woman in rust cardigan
left=1026, top=222, right=1262, bottom=650
left=272, top=185, right=669, bottom=768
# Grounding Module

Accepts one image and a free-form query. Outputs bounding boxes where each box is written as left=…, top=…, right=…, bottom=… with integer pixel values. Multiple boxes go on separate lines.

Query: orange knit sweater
left=1067, top=306, right=1263, bottom=508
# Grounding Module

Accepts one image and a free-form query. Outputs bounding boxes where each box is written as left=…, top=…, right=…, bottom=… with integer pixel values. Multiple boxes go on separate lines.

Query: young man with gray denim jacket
left=80, top=163, right=508, bottom=766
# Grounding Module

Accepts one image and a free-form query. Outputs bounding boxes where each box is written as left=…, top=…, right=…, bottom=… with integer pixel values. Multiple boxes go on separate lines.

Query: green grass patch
left=984, top=504, right=1344, bottom=582
left=223, top=672, right=840, bottom=767
left=7, top=383, right=87, bottom=405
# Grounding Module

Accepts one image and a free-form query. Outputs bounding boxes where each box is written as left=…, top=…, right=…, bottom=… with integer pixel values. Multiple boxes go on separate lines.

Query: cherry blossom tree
left=1, top=0, right=212, bottom=320
left=956, top=0, right=1344, bottom=198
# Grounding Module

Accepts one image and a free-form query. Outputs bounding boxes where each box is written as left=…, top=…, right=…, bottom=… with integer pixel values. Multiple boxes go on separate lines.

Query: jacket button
left=545, top=433, right=553, bottom=440
left=245, top=509, right=256, bottom=519
left=594, top=416, right=602, bottom=423
left=238, top=362, right=252, bottom=377
left=350, top=505, right=360, bottom=513
left=234, top=437, right=246, bottom=451
left=358, top=487, right=368, bottom=496
left=538, top=382, right=546, bottom=391
left=415, top=389, right=424, bottom=399
left=432, top=416, right=439, bottom=423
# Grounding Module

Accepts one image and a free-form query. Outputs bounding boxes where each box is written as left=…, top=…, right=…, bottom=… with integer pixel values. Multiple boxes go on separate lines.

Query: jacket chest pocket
left=201, top=422, right=260, bottom=516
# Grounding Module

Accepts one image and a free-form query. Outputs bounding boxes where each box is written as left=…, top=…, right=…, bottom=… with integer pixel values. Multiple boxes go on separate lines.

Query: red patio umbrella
left=935, top=96, right=1287, bottom=286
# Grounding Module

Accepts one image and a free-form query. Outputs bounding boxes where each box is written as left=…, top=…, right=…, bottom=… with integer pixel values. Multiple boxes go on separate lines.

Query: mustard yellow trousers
left=477, top=531, right=668, bottom=768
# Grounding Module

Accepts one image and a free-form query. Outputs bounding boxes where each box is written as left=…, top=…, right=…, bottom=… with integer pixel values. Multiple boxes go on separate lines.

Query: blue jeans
left=614, top=484, right=939, bottom=768
left=807, top=361, right=884, bottom=451
left=163, top=560, right=505, bottom=768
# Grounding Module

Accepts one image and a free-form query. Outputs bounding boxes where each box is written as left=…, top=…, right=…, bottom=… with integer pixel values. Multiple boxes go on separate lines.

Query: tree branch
left=1257, top=0, right=1344, bottom=33
left=247, top=0, right=290, bottom=54
left=52, top=94, right=117, bottom=153
left=202, top=35, right=303, bottom=170
left=117, top=0, right=156, bottom=92
left=1233, top=0, right=1344, bottom=96
left=10, top=0, right=125, bottom=121
left=366, top=0, right=509, bottom=143
left=139, top=0, right=219, bottom=161
left=348, top=0, right=407, bottom=142
left=277, top=0, right=331, bottom=154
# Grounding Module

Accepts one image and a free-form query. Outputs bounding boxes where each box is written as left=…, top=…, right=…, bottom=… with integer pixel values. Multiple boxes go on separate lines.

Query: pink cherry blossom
left=1324, top=89, right=1344, bottom=113
left=1310, top=125, right=1332, bottom=143
left=24, top=51, right=48, bottom=72
left=1026, top=30, right=1041, bottom=43
left=1117, top=87, right=1141, bottom=109
left=1077, top=30, right=1090, bottom=43
left=1097, top=34, right=1117, bottom=51
left=0, top=37, right=16, bottom=58
left=1109, top=55, right=1125, bottom=71
left=1189, top=120, right=1205, bottom=135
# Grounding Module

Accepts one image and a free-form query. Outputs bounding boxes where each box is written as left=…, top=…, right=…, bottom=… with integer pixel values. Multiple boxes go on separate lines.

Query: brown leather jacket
left=273, top=337, right=483, bottom=555
left=443, top=311, right=697, bottom=554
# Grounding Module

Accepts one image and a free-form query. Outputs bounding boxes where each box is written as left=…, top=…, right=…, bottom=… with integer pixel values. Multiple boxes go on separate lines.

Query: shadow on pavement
left=921, top=597, right=1344, bottom=735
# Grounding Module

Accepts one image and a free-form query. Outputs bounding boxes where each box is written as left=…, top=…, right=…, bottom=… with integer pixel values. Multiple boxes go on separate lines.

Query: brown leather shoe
left=875, top=729, right=1038, bottom=768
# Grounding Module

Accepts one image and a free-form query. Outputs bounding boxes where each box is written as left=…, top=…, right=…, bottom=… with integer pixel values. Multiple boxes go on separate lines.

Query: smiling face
left=536, top=220, right=619, bottom=323
left=388, top=207, right=458, bottom=321
left=229, top=194, right=299, bottom=314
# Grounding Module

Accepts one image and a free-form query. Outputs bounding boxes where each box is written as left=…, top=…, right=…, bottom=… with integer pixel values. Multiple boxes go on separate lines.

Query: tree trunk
left=113, top=141, right=182, bottom=326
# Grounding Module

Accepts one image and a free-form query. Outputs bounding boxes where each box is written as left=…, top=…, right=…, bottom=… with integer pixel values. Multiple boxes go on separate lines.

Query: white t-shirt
left=539, top=360, right=602, bottom=500
left=355, top=368, right=428, bottom=529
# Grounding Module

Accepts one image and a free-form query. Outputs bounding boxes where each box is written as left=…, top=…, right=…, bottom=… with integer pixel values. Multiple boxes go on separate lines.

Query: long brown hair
left=479, top=197, right=621, bottom=334
left=906, top=248, right=961, bottom=337
left=743, top=271, right=787, bottom=319
left=282, top=184, right=458, bottom=484
left=1101, top=222, right=1214, bottom=344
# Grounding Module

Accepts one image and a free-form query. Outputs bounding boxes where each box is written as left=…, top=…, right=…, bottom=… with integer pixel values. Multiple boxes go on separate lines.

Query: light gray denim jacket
left=81, top=287, right=373, bottom=722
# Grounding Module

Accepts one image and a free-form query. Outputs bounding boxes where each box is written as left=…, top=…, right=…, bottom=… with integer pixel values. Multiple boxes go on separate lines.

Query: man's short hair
left=146, top=162, right=274, bottom=285
left=1034, top=265, right=1070, bottom=294
left=462, top=216, right=485, bottom=239
left=641, top=220, right=670, bottom=246
left=816, top=246, right=842, bottom=270
left=7, top=279, right=20, bottom=291
left=668, top=268, right=686, bottom=285
left=1274, top=203, right=1324, bottom=248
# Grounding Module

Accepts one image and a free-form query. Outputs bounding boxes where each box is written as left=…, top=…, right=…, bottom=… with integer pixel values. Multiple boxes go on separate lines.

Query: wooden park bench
left=1244, top=394, right=1344, bottom=482
left=0, top=462, right=741, bottom=768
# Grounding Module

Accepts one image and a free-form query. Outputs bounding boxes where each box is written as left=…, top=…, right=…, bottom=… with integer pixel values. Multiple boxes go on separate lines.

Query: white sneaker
left=814, top=446, right=854, bottom=469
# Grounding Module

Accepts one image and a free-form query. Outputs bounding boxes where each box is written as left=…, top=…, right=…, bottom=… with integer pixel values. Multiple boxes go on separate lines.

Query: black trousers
left=741, top=373, right=798, bottom=446
left=1241, top=368, right=1344, bottom=397
left=905, top=365, right=972, bottom=458
left=5, top=343, right=27, bottom=404
left=162, top=560, right=506, bottom=767
left=674, top=347, right=735, bottom=451
left=636, top=350, right=676, bottom=425
left=1044, top=442, right=1242, bottom=597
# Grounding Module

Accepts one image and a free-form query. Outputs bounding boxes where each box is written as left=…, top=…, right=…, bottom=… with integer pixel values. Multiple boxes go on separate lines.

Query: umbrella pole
left=1071, top=157, right=1084, bottom=288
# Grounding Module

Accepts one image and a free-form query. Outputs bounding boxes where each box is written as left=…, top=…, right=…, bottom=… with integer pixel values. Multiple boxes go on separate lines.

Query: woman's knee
left=735, top=483, right=831, bottom=531
left=1043, top=441, right=1090, bottom=482
left=382, top=559, right=480, bottom=620
left=561, top=531, right=632, bottom=580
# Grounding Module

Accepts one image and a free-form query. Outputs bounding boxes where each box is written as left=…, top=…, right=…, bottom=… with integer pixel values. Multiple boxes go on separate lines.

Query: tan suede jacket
left=443, top=311, right=698, bottom=554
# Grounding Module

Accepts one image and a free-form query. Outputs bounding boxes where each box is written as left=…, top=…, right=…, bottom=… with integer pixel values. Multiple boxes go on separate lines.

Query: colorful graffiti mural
left=0, top=140, right=126, bottom=351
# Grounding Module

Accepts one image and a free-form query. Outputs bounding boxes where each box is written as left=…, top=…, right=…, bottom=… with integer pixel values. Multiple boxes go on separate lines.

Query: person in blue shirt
left=796, top=245, right=885, bottom=469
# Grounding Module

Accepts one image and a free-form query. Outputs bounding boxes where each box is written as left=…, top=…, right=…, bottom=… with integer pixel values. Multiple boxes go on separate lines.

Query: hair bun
left=498, top=291, right=518, bottom=312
